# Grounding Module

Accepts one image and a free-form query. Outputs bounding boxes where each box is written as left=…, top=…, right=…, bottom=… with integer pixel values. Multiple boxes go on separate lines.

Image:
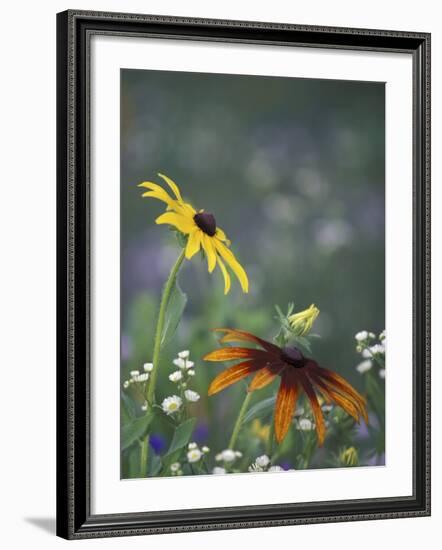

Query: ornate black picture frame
left=56, top=9, right=430, bottom=539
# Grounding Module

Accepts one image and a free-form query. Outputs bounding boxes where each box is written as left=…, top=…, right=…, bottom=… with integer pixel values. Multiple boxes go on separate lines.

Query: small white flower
left=379, top=330, right=386, bottom=341
left=161, top=395, right=182, bottom=415
left=355, top=331, right=368, bottom=342
left=368, top=332, right=376, bottom=339
left=141, top=402, right=148, bottom=412
left=169, top=370, right=183, bottom=382
left=356, top=359, right=373, bottom=374
left=184, top=389, right=200, bottom=402
left=212, top=467, right=226, bottom=475
left=269, top=465, right=284, bottom=472
left=130, top=370, right=140, bottom=379
left=187, top=369, right=195, bottom=376
left=187, top=448, right=203, bottom=463
left=173, top=357, right=194, bottom=370
left=379, top=369, right=386, bottom=379
left=322, top=404, right=333, bottom=413
left=294, top=406, right=305, bottom=416
left=220, top=449, right=236, bottom=462
left=173, top=357, right=186, bottom=369
left=137, top=373, right=149, bottom=382
left=181, top=382, right=187, bottom=389
left=298, top=418, right=314, bottom=431
left=369, top=344, right=385, bottom=355
left=255, top=455, right=270, bottom=468
left=188, top=442, right=197, bottom=450
left=202, top=446, right=210, bottom=453
left=123, top=380, right=129, bottom=389
left=362, top=348, right=372, bottom=358
left=215, top=453, right=223, bottom=461
left=178, top=350, right=190, bottom=359
left=170, top=462, right=181, bottom=472
left=235, top=451, right=242, bottom=458
left=143, top=362, right=153, bottom=372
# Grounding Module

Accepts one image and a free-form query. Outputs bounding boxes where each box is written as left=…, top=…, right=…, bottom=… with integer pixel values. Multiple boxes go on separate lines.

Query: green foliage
left=166, top=418, right=196, bottom=455
left=242, top=396, right=276, bottom=425
left=122, top=412, right=155, bottom=451
left=160, top=418, right=197, bottom=475
left=161, top=277, right=187, bottom=346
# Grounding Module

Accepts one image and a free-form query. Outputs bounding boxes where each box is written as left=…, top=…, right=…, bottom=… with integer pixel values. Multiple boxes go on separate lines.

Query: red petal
left=208, top=360, right=262, bottom=395
left=249, top=364, right=285, bottom=391
left=308, top=371, right=360, bottom=423
left=204, top=346, right=270, bottom=362
left=298, top=371, right=326, bottom=446
left=213, top=328, right=281, bottom=355
left=312, top=364, right=368, bottom=423
left=274, top=370, right=299, bottom=443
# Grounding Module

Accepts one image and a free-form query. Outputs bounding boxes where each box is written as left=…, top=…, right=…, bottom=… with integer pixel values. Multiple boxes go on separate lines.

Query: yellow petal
left=155, top=212, right=195, bottom=234
left=139, top=183, right=177, bottom=208
left=185, top=230, right=202, bottom=259
left=157, top=173, right=183, bottom=201
left=214, top=240, right=249, bottom=293
left=202, top=234, right=217, bottom=273
left=215, top=227, right=229, bottom=243
left=217, top=257, right=231, bottom=294
left=177, top=201, right=197, bottom=218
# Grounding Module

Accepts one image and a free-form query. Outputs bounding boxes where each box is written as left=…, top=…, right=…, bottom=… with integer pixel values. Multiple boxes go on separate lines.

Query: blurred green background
left=120, top=69, right=385, bottom=472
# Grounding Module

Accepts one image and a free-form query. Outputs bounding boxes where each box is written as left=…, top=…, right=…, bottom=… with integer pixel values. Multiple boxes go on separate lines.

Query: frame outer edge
left=56, top=10, right=431, bottom=538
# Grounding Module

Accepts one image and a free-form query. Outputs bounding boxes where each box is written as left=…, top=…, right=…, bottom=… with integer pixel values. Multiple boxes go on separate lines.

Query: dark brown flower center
left=280, top=345, right=306, bottom=368
left=194, top=212, right=217, bottom=236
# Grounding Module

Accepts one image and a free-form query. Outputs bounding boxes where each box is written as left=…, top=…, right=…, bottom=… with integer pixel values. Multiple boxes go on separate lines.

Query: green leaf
left=165, top=417, right=196, bottom=456
left=161, top=278, right=187, bottom=346
left=148, top=450, right=163, bottom=477
left=122, top=412, right=154, bottom=451
left=121, top=392, right=136, bottom=424
left=123, top=444, right=141, bottom=478
left=242, top=396, right=276, bottom=425
left=159, top=417, right=196, bottom=476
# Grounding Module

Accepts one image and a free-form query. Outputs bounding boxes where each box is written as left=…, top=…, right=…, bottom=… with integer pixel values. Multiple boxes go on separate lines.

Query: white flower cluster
left=186, top=441, right=210, bottom=464
left=355, top=330, right=386, bottom=378
left=170, top=462, right=183, bottom=476
left=248, top=454, right=285, bottom=473
left=161, top=350, right=201, bottom=416
left=122, top=363, right=154, bottom=411
left=297, top=418, right=315, bottom=431
left=215, top=449, right=242, bottom=463
left=211, top=448, right=242, bottom=474
left=168, top=350, right=200, bottom=402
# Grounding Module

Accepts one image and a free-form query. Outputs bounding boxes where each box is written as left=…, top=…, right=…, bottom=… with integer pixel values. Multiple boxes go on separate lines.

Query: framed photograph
left=56, top=10, right=431, bottom=539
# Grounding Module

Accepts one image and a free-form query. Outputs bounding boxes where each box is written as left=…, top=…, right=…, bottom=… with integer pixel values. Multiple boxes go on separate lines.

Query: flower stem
left=147, top=248, right=186, bottom=405
left=228, top=391, right=252, bottom=450
left=141, top=248, right=186, bottom=477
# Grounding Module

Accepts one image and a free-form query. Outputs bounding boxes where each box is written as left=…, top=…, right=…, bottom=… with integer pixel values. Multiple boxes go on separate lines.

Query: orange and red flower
left=204, top=328, right=368, bottom=445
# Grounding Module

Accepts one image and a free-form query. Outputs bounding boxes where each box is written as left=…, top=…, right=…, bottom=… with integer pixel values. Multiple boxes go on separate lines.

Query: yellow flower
left=139, top=173, right=248, bottom=294
left=340, top=446, right=358, bottom=466
left=250, top=419, right=271, bottom=442
left=288, top=304, right=319, bottom=336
